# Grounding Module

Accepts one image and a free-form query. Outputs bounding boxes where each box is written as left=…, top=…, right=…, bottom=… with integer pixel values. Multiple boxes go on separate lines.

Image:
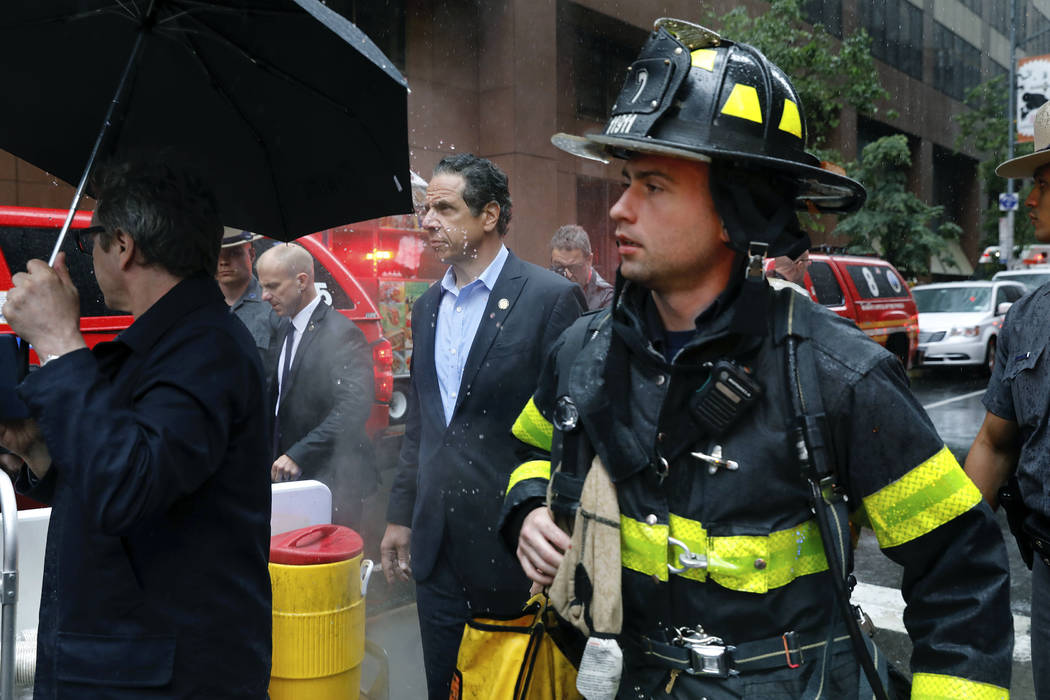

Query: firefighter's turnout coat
left=500, top=279, right=1013, bottom=699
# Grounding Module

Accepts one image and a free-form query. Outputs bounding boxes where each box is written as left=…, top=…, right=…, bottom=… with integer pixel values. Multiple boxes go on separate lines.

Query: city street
left=854, top=367, right=1035, bottom=698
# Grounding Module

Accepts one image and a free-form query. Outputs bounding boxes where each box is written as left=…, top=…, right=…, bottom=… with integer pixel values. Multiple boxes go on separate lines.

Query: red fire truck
left=0, top=205, right=395, bottom=442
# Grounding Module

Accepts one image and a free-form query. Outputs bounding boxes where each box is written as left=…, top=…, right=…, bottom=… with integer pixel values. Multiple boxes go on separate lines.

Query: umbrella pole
left=48, top=29, right=148, bottom=266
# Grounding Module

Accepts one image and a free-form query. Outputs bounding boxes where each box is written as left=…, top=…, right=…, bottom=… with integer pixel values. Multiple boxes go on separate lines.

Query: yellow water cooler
left=269, top=524, right=373, bottom=699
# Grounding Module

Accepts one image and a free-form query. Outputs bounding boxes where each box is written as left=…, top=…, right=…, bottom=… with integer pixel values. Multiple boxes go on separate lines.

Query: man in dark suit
left=257, top=242, right=376, bottom=530
left=381, top=153, right=585, bottom=699
left=0, top=160, right=271, bottom=697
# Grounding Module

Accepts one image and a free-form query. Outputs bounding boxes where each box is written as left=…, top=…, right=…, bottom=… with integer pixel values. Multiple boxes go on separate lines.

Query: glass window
left=0, top=228, right=116, bottom=319
left=912, top=286, right=992, bottom=312
left=932, top=22, right=981, bottom=100
left=802, top=0, right=842, bottom=37
left=995, top=286, right=1010, bottom=307
left=1029, top=11, right=1050, bottom=56
left=845, top=264, right=909, bottom=300
left=808, top=261, right=844, bottom=306
left=989, top=0, right=1010, bottom=34
left=858, top=0, right=923, bottom=79
left=568, top=5, right=646, bottom=121
left=1000, top=285, right=1023, bottom=303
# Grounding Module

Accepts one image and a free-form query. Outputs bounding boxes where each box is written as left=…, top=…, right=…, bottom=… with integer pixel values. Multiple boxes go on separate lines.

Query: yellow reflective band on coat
left=911, top=672, right=1009, bottom=699
left=720, top=84, right=763, bottom=124
left=511, top=397, right=553, bottom=451
left=862, top=446, right=982, bottom=549
left=778, top=99, right=803, bottom=138
left=506, top=461, right=551, bottom=495
left=620, top=514, right=828, bottom=593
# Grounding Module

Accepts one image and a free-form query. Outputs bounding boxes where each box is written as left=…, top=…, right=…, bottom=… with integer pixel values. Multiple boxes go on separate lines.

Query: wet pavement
left=853, top=366, right=1035, bottom=699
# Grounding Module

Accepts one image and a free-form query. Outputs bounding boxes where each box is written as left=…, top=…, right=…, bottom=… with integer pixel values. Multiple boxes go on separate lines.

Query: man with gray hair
left=0, top=159, right=271, bottom=696
left=550, top=224, right=614, bottom=310
left=257, top=242, right=376, bottom=530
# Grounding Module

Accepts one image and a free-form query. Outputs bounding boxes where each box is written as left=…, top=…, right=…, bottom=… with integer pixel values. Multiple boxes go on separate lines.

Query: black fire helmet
left=552, top=18, right=866, bottom=258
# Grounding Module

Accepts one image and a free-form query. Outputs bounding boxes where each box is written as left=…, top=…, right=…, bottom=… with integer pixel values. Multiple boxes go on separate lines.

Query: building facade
left=3, top=0, right=1048, bottom=278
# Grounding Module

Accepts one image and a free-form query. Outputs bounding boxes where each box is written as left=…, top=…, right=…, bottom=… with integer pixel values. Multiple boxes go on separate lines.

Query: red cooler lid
left=270, top=524, right=363, bottom=565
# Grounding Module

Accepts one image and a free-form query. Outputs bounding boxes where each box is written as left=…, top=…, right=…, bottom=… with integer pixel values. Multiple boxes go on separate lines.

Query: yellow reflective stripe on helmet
left=511, top=397, right=553, bottom=451
left=620, top=515, right=828, bottom=592
left=863, top=446, right=982, bottom=549
left=620, top=515, right=669, bottom=582
left=691, top=48, right=717, bottom=71
left=720, top=84, right=763, bottom=124
left=911, top=672, right=1009, bottom=699
left=779, top=99, right=803, bottom=138
left=506, top=460, right=551, bottom=495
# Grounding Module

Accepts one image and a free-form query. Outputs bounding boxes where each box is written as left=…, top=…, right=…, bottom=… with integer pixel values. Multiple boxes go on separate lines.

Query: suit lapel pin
left=497, top=298, right=509, bottom=310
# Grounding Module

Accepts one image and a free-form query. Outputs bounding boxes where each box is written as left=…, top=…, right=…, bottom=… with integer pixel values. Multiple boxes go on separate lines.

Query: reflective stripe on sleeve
left=862, top=445, right=982, bottom=549
left=911, top=672, right=1009, bottom=699
left=506, top=460, right=551, bottom=495
left=620, top=514, right=828, bottom=593
left=511, top=397, right=553, bottom=451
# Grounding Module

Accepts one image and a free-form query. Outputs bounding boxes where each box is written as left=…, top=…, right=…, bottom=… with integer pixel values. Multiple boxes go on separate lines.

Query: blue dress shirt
left=434, top=245, right=508, bottom=425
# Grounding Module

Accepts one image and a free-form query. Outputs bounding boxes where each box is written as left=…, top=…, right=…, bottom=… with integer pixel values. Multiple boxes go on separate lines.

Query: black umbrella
left=0, top=0, right=413, bottom=262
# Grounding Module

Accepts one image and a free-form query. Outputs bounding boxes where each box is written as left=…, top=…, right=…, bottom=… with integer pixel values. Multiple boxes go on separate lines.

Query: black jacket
left=18, top=277, right=272, bottom=698
left=503, top=279, right=1013, bottom=698
left=272, top=300, right=377, bottom=515
left=387, top=251, right=584, bottom=613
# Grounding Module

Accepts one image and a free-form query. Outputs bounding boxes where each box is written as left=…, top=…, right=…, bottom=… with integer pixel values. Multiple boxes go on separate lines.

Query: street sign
left=1000, top=193, right=1020, bottom=211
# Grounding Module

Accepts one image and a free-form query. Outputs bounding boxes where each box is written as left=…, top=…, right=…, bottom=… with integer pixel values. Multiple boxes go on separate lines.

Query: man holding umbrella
left=0, top=160, right=272, bottom=697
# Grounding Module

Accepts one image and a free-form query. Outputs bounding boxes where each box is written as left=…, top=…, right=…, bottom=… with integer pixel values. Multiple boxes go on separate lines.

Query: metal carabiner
left=667, top=536, right=708, bottom=574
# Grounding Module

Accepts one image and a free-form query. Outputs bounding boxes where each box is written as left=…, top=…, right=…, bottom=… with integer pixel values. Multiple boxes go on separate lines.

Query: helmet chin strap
left=710, top=160, right=808, bottom=259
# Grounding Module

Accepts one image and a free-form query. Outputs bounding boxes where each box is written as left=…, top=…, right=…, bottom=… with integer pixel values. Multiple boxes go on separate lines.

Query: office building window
left=932, top=22, right=982, bottom=100
left=858, top=0, right=923, bottom=80
left=568, top=4, right=646, bottom=121
left=958, top=0, right=982, bottom=14
left=1028, top=11, right=1050, bottom=56
left=989, top=0, right=1010, bottom=34
left=802, top=0, right=842, bottom=37
left=932, top=144, right=976, bottom=232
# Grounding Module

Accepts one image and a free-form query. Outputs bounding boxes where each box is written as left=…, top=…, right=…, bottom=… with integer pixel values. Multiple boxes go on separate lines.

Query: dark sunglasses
left=74, top=225, right=106, bottom=255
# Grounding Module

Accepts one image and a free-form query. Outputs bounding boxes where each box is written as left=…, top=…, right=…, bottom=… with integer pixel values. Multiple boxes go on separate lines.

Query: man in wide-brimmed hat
left=217, top=227, right=280, bottom=374
left=967, top=100, right=1050, bottom=698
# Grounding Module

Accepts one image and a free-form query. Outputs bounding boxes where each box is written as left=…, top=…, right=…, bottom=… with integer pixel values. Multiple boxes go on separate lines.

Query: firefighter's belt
left=620, top=514, right=828, bottom=593
left=631, top=627, right=851, bottom=678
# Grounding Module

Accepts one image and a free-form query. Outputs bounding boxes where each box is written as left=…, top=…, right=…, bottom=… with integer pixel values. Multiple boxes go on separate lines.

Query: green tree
left=954, top=75, right=1034, bottom=250
left=710, top=0, right=889, bottom=146
left=836, top=135, right=961, bottom=277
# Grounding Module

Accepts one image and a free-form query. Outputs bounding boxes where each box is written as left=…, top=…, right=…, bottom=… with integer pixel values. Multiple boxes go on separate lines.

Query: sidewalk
left=361, top=603, right=426, bottom=700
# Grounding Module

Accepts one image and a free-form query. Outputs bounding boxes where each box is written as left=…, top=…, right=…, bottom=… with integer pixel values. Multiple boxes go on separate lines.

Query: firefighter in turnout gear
left=499, top=19, right=1013, bottom=700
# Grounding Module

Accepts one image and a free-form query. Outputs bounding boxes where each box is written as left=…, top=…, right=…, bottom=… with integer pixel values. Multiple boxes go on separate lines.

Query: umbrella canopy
left=0, top=0, right=413, bottom=242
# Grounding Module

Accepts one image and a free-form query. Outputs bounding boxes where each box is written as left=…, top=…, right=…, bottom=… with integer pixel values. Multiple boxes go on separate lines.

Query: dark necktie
left=273, top=324, right=296, bottom=458
left=280, top=324, right=296, bottom=400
